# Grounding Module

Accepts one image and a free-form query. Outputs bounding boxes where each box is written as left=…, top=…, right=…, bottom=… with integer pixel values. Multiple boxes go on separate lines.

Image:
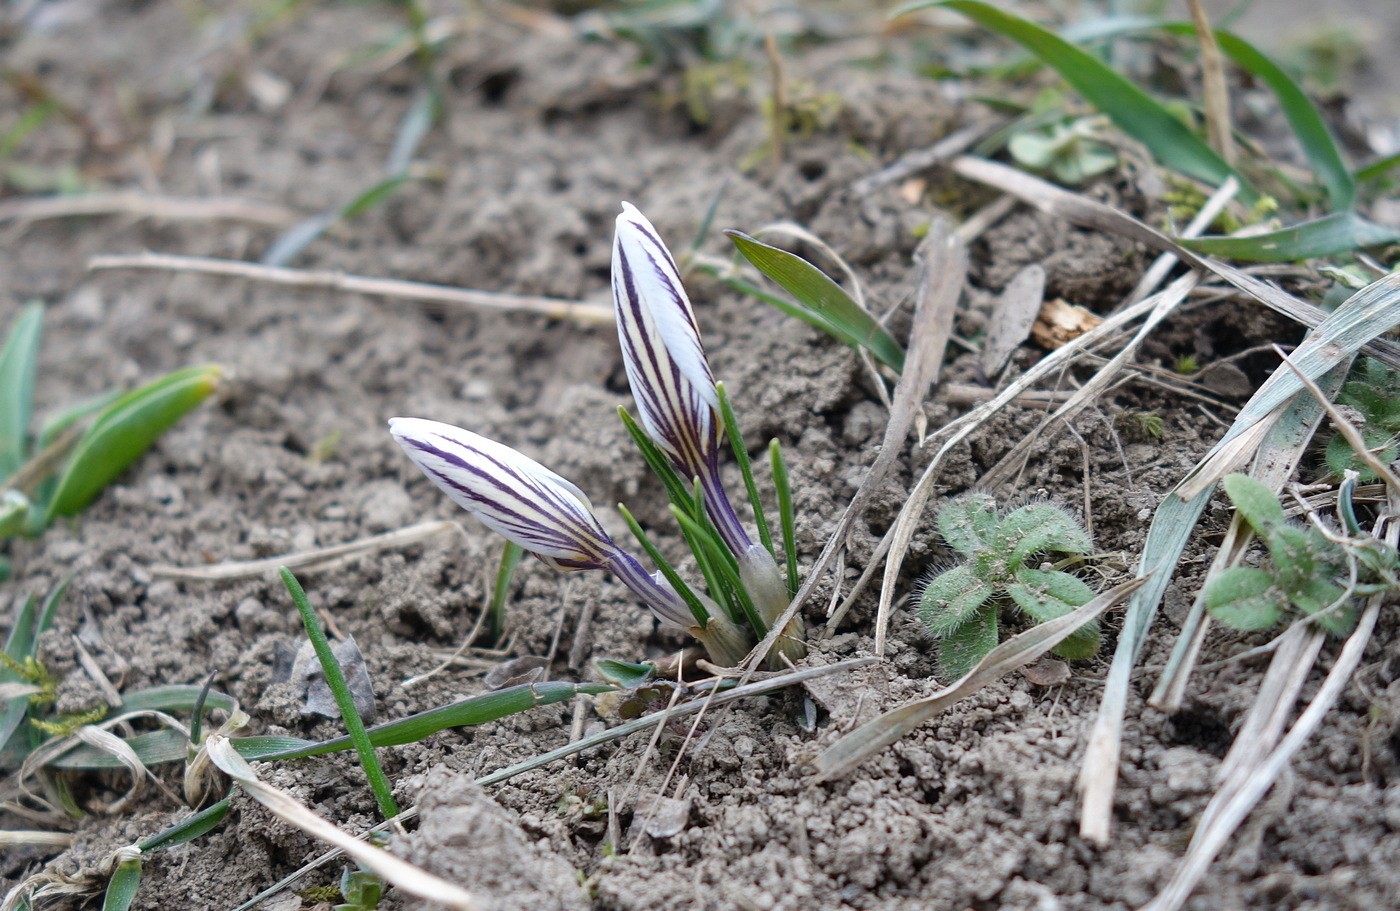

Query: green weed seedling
left=334, top=866, right=384, bottom=911
left=1323, top=358, right=1400, bottom=481
left=0, top=301, right=221, bottom=542
left=1204, top=474, right=1398, bottom=635
left=918, top=493, right=1102, bottom=678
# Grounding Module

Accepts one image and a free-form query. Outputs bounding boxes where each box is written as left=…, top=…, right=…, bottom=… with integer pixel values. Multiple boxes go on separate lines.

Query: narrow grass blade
left=487, top=541, right=523, bottom=644
left=114, top=684, right=236, bottom=716
left=50, top=680, right=614, bottom=769
left=280, top=568, right=398, bottom=820
left=138, top=798, right=231, bottom=851
left=228, top=659, right=880, bottom=911
left=913, top=0, right=1256, bottom=202
left=101, top=856, right=141, bottom=911
left=0, top=579, right=68, bottom=756
left=813, top=578, right=1142, bottom=780
left=617, top=407, right=700, bottom=520
left=1179, top=211, right=1400, bottom=262
left=1356, top=152, right=1400, bottom=184
left=617, top=504, right=709, bottom=627
left=770, top=440, right=798, bottom=595
left=0, top=301, right=43, bottom=481
left=947, top=155, right=1400, bottom=368
left=1142, top=597, right=1382, bottom=911
left=715, top=382, right=774, bottom=558
left=263, top=173, right=418, bottom=267
left=1080, top=270, right=1400, bottom=842
left=46, top=365, right=221, bottom=520
left=1149, top=361, right=1347, bottom=710
left=1204, top=28, right=1352, bottom=209
left=206, top=736, right=478, bottom=911
left=670, top=504, right=765, bottom=635
left=724, top=231, right=906, bottom=372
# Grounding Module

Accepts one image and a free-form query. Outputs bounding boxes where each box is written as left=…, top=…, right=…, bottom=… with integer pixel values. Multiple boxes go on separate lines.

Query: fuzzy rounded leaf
left=1205, top=566, right=1282, bottom=631
left=994, top=503, right=1091, bottom=566
left=1221, top=474, right=1286, bottom=535
left=918, top=565, right=994, bottom=635
left=936, top=493, right=999, bottom=558
left=1325, top=429, right=1397, bottom=481
left=1013, top=562, right=1097, bottom=612
left=938, top=605, right=998, bottom=680
left=1267, top=525, right=1339, bottom=587
left=1051, top=619, right=1101, bottom=661
left=1007, top=568, right=1100, bottom=661
left=1291, top=578, right=1355, bottom=636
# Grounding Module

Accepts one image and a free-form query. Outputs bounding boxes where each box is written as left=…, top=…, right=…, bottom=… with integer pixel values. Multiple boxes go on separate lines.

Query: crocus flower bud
left=389, top=417, right=694, bottom=630
left=612, top=202, right=752, bottom=557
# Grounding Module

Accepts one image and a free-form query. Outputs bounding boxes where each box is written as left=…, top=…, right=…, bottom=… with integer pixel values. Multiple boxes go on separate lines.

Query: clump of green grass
left=918, top=493, right=1101, bottom=678
left=0, top=301, right=221, bottom=552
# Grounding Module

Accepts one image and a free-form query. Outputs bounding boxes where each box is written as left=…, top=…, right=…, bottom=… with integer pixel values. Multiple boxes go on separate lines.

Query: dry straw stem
left=0, top=831, right=73, bottom=849
left=1143, top=584, right=1386, bottom=911
left=832, top=278, right=1177, bottom=642
left=87, top=252, right=614, bottom=326
left=1121, top=176, right=1239, bottom=309
left=206, top=736, right=479, bottom=911
left=1149, top=362, right=1346, bottom=711
left=1143, top=362, right=1400, bottom=906
left=151, top=520, right=462, bottom=580
left=1079, top=271, right=1400, bottom=843
left=0, top=193, right=300, bottom=227
left=814, top=577, right=1143, bottom=781
left=976, top=269, right=1200, bottom=491
left=947, top=156, right=1400, bottom=369
left=1188, top=0, right=1236, bottom=166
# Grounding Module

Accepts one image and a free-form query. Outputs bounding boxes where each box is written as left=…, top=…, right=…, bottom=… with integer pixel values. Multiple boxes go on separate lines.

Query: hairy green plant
left=1116, top=409, right=1165, bottom=441
left=1205, top=474, right=1398, bottom=635
left=918, top=493, right=1101, bottom=678
left=1323, top=358, right=1400, bottom=481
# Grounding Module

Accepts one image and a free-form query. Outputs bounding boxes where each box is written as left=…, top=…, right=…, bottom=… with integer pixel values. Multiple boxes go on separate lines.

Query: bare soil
left=3, top=3, right=1400, bottom=911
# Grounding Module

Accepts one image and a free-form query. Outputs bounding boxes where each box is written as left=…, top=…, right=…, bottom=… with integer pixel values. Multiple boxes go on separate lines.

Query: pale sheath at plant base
left=391, top=202, right=806, bottom=668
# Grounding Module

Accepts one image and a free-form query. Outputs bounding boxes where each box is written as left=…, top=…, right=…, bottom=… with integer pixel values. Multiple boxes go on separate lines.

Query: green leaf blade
left=0, top=301, right=44, bottom=480
left=936, top=492, right=999, bottom=558
left=46, top=365, right=221, bottom=520
left=938, top=605, right=998, bottom=680
left=724, top=230, right=906, bottom=372
left=1205, top=566, right=1281, bottom=630
left=1179, top=211, right=1400, bottom=262
left=918, top=565, right=994, bottom=634
left=917, top=0, right=1256, bottom=202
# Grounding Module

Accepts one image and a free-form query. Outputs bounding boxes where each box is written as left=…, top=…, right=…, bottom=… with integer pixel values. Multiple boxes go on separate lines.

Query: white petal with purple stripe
left=612, top=203, right=721, bottom=471
left=389, top=417, right=615, bottom=571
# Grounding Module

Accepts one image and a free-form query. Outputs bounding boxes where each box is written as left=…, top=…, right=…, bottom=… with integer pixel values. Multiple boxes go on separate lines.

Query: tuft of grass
left=903, top=0, right=1400, bottom=262
left=0, top=302, right=221, bottom=541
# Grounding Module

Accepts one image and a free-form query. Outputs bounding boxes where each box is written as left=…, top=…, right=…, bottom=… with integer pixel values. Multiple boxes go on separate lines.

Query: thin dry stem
left=0, top=192, right=299, bottom=226
left=88, top=252, right=613, bottom=325
left=151, top=520, right=463, bottom=580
